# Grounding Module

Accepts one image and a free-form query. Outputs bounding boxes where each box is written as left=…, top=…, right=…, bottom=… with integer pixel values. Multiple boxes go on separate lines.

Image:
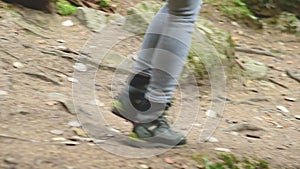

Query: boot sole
left=123, top=133, right=186, bottom=148
left=129, top=132, right=186, bottom=147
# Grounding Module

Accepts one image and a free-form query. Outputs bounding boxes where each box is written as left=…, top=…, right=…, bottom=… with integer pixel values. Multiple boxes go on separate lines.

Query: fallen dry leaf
left=164, top=157, right=174, bottom=164
left=72, top=127, right=87, bottom=137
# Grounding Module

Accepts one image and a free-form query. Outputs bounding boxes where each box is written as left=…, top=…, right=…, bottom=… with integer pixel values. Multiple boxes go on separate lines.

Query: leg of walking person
left=112, top=0, right=203, bottom=146
left=146, top=0, right=203, bottom=103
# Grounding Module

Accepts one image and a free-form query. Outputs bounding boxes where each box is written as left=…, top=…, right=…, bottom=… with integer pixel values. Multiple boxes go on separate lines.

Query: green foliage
left=99, top=0, right=111, bottom=8
left=276, top=12, right=300, bottom=34
left=206, top=0, right=257, bottom=20
left=187, top=51, right=207, bottom=78
left=56, top=0, right=77, bottom=16
left=192, top=153, right=269, bottom=169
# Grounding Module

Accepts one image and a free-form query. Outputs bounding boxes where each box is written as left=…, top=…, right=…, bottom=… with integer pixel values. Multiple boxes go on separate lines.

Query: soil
left=0, top=1, right=300, bottom=169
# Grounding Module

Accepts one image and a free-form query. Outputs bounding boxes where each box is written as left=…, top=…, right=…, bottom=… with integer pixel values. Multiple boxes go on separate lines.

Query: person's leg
left=130, top=0, right=203, bottom=108
left=112, top=0, right=203, bottom=146
left=146, top=0, right=203, bottom=103
left=132, top=5, right=168, bottom=76
left=111, top=5, right=169, bottom=123
left=112, top=4, right=171, bottom=123
left=131, top=0, right=203, bottom=146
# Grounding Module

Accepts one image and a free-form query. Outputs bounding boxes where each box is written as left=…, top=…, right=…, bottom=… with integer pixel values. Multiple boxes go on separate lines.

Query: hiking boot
left=132, top=115, right=186, bottom=146
left=111, top=71, right=186, bottom=146
left=113, top=93, right=186, bottom=146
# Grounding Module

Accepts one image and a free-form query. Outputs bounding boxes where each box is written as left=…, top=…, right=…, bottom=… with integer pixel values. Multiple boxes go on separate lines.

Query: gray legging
left=132, top=0, right=203, bottom=103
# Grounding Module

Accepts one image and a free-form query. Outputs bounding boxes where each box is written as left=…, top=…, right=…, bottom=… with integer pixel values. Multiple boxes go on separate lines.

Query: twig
left=224, top=123, right=265, bottom=132
left=23, top=71, right=61, bottom=85
left=237, top=100, right=260, bottom=106
left=43, top=66, right=70, bottom=77
left=235, top=59, right=245, bottom=70
left=268, top=77, right=289, bottom=89
left=0, top=23, right=10, bottom=28
left=287, top=70, right=300, bottom=83
left=267, top=65, right=285, bottom=72
left=78, top=0, right=86, bottom=7
left=58, top=47, right=79, bottom=55
left=81, top=0, right=99, bottom=9
left=13, top=20, right=51, bottom=39
left=68, top=0, right=86, bottom=7
left=235, top=46, right=281, bottom=59
left=0, top=133, right=38, bottom=143
left=39, top=48, right=78, bottom=61
left=0, top=48, right=19, bottom=59
left=0, top=134, right=81, bottom=146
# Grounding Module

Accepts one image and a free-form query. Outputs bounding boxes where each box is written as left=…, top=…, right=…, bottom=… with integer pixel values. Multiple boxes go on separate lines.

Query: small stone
left=229, top=131, right=239, bottom=136
left=207, top=137, right=219, bottom=143
left=68, top=121, right=81, bottom=127
left=106, top=133, right=114, bottom=137
left=239, top=57, right=268, bottom=79
left=36, top=40, right=46, bottom=44
left=214, top=147, right=231, bottom=153
left=276, top=146, right=287, bottom=150
left=51, top=137, right=67, bottom=141
left=45, top=100, right=58, bottom=106
left=179, top=164, right=188, bottom=169
left=237, top=30, right=244, bottom=35
left=57, top=39, right=66, bottom=43
left=280, top=73, right=287, bottom=77
left=284, top=97, right=296, bottom=102
left=253, top=116, right=263, bottom=121
left=73, top=63, right=87, bottom=72
left=276, top=105, right=290, bottom=114
left=50, top=130, right=64, bottom=135
left=93, top=139, right=105, bottom=144
left=206, top=110, right=217, bottom=118
left=75, top=7, right=107, bottom=32
left=0, top=90, right=8, bottom=95
left=60, top=141, right=80, bottom=146
left=4, top=157, right=17, bottom=164
left=17, top=110, right=30, bottom=115
left=56, top=45, right=68, bottom=51
left=231, top=21, right=239, bottom=27
left=295, top=115, right=300, bottom=120
left=23, top=43, right=33, bottom=48
left=62, top=20, right=74, bottom=27
left=13, top=62, right=24, bottom=68
left=69, top=136, right=93, bottom=142
left=276, top=125, right=284, bottom=128
left=108, top=127, right=121, bottom=133
left=89, top=99, right=104, bottom=106
left=139, top=164, right=150, bottom=169
left=192, top=123, right=202, bottom=127
left=67, top=77, right=79, bottom=83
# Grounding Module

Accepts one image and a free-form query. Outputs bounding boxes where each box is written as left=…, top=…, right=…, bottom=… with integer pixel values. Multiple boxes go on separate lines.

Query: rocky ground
left=0, top=1, right=300, bottom=169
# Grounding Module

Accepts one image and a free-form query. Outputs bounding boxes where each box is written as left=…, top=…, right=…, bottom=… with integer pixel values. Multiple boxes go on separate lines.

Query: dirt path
left=0, top=1, right=300, bottom=169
